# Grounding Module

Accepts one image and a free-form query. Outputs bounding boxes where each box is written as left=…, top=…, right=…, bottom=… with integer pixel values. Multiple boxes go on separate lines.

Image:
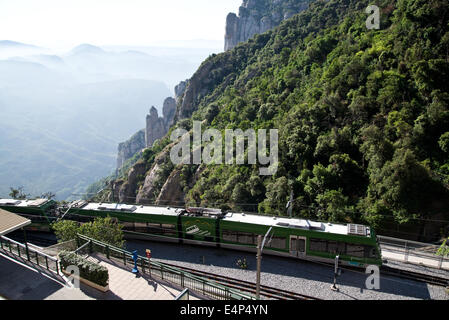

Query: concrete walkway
left=85, top=253, right=200, bottom=300
left=0, top=251, right=199, bottom=300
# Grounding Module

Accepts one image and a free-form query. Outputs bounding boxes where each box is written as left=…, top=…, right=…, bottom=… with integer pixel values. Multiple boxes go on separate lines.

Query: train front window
left=364, top=246, right=378, bottom=258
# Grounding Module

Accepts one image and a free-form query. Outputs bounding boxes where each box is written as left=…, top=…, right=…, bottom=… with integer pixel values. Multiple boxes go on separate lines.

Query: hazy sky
left=0, top=0, right=242, bottom=50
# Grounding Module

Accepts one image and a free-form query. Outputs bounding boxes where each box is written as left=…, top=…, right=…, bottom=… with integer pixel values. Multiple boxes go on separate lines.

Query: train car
left=65, top=201, right=382, bottom=267
left=0, top=198, right=58, bottom=231
left=219, top=212, right=382, bottom=268
left=67, top=201, right=183, bottom=243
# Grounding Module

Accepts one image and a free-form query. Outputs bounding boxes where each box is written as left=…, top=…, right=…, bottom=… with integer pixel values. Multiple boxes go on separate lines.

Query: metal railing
left=378, top=235, right=449, bottom=270
left=75, top=234, right=256, bottom=300
left=176, top=288, right=190, bottom=300
left=0, top=235, right=60, bottom=275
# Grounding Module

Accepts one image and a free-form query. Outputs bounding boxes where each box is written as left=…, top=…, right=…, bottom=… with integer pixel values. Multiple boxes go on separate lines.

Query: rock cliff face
left=156, top=169, right=185, bottom=206
left=136, top=148, right=171, bottom=204
left=145, top=97, right=176, bottom=148
left=117, top=129, right=146, bottom=169
left=224, top=0, right=310, bottom=51
left=117, top=161, right=147, bottom=203
left=175, top=80, right=188, bottom=103
left=175, top=59, right=217, bottom=120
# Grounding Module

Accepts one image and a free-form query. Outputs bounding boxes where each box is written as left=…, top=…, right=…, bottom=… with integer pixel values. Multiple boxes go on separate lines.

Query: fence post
left=141, top=259, right=145, bottom=274
left=404, top=241, right=409, bottom=263
left=161, top=265, right=164, bottom=280
left=88, top=240, right=93, bottom=254
left=123, top=252, right=126, bottom=265
left=181, top=272, right=184, bottom=288
left=17, top=244, right=21, bottom=258
left=439, top=255, right=444, bottom=270
left=36, top=252, right=39, bottom=266
left=106, top=246, right=110, bottom=259
left=45, top=256, right=49, bottom=270
left=203, top=280, right=206, bottom=296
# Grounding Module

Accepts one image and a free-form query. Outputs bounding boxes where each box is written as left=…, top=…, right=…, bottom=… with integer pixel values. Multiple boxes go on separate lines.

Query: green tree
left=79, top=217, right=125, bottom=248
left=52, top=217, right=125, bottom=248
left=437, top=238, right=449, bottom=257
left=52, top=220, right=80, bottom=243
left=9, top=187, right=29, bottom=200
left=439, top=132, right=449, bottom=153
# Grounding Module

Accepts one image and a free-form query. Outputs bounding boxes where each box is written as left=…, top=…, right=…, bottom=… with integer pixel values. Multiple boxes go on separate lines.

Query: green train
left=0, top=198, right=382, bottom=267
left=64, top=201, right=382, bottom=268
left=0, top=198, right=58, bottom=231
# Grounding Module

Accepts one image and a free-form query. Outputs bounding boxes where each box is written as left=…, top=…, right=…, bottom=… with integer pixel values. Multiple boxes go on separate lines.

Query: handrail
left=75, top=234, right=256, bottom=300
left=1, top=235, right=58, bottom=262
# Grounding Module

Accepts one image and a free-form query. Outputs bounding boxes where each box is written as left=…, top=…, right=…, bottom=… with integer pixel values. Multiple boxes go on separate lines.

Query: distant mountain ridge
left=0, top=40, right=41, bottom=48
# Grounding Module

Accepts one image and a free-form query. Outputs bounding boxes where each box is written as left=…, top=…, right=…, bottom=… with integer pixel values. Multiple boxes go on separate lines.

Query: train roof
left=79, top=202, right=184, bottom=217
left=73, top=201, right=371, bottom=237
left=0, top=198, right=52, bottom=208
left=222, top=212, right=372, bottom=237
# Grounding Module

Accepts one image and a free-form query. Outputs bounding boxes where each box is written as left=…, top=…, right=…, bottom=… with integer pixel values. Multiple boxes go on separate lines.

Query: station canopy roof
left=0, top=208, right=31, bottom=236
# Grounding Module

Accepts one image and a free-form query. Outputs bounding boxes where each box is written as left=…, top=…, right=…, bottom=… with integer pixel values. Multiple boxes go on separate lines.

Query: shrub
left=59, top=251, right=109, bottom=287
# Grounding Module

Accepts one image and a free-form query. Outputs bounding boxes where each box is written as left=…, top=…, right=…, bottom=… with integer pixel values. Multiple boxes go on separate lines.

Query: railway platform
left=0, top=246, right=199, bottom=300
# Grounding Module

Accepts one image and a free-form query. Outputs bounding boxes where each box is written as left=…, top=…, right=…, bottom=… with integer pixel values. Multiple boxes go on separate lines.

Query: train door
left=289, top=236, right=306, bottom=257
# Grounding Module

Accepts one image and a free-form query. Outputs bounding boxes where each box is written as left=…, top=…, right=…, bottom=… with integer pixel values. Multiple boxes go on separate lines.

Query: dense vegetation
left=93, top=0, right=449, bottom=241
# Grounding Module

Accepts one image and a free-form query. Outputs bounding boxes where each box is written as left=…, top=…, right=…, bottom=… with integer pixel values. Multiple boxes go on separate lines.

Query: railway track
left=380, top=266, right=449, bottom=287
left=161, top=262, right=320, bottom=300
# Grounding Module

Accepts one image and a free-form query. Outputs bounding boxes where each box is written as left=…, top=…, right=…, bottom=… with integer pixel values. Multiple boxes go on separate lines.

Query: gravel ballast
left=125, top=239, right=449, bottom=300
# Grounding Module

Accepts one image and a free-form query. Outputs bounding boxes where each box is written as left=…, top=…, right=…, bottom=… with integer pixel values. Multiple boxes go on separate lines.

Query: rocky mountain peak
left=224, top=0, right=311, bottom=51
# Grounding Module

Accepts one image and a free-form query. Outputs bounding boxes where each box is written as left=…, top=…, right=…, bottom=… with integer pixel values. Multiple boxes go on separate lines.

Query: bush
left=59, top=251, right=109, bottom=287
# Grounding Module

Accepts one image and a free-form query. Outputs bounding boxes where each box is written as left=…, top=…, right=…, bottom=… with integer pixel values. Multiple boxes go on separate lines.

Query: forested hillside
left=94, top=0, right=449, bottom=241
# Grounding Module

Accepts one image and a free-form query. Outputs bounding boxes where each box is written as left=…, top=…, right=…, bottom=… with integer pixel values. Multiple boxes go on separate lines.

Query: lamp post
left=256, top=227, right=273, bottom=299
left=286, top=190, right=294, bottom=218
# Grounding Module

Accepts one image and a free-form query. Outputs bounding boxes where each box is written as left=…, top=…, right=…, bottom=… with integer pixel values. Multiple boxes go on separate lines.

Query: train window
left=134, top=222, right=147, bottom=233
left=148, top=223, right=162, bottom=234
left=237, top=232, right=255, bottom=245
left=123, top=222, right=135, bottom=231
left=346, top=244, right=365, bottom=258
left=162, top=224, right=177, bottom=236
left=222, top=230, right=238, bottom=242
left=310, top=238, right=328, bottom=252
left=328, top=241, right=346, bottom=255
left=268, top=237, right=287, bottom=250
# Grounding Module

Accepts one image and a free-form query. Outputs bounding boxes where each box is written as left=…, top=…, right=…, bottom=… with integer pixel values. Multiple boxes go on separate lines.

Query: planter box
left=62, top=270, right=109, bottom=292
